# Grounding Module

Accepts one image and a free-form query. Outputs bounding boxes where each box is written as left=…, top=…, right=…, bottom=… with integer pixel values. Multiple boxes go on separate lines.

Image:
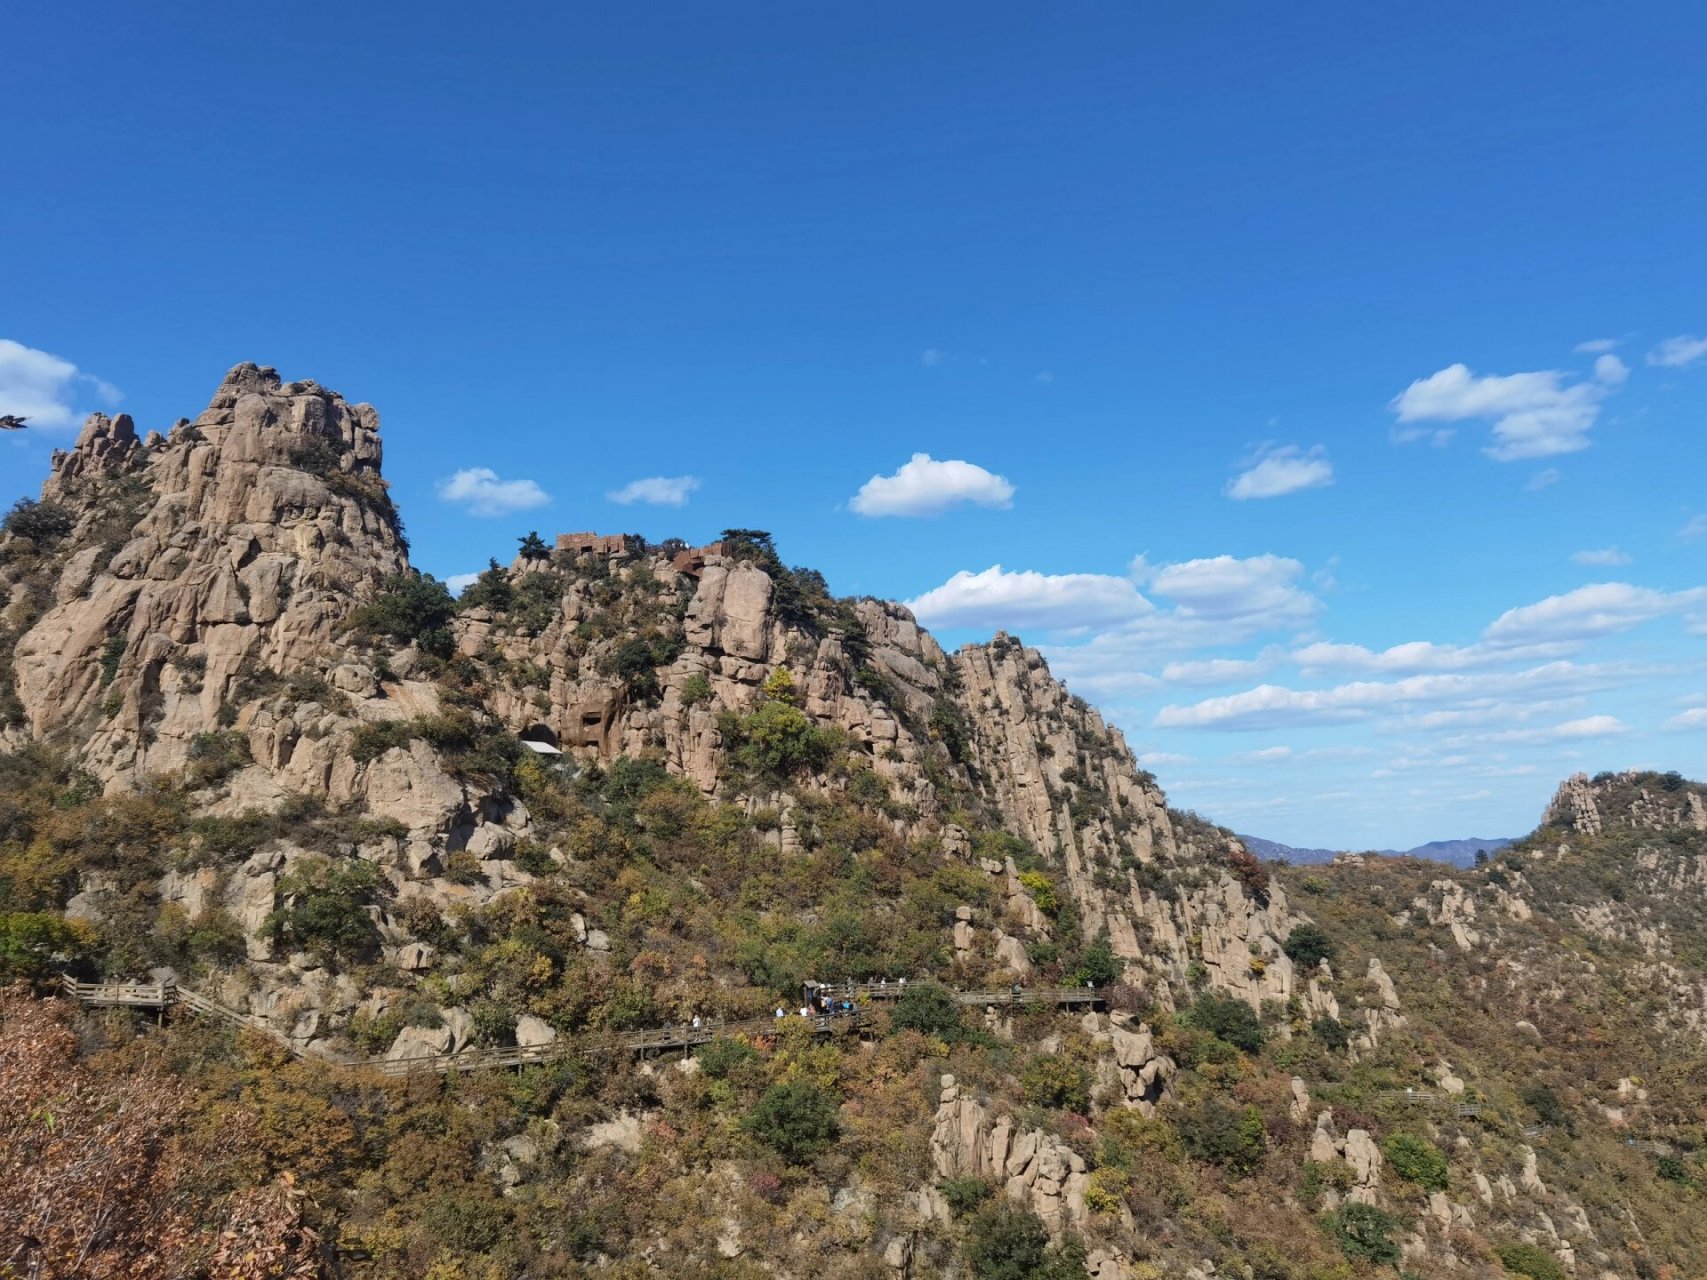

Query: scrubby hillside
left=3, top=367, right=1705, bottom=1280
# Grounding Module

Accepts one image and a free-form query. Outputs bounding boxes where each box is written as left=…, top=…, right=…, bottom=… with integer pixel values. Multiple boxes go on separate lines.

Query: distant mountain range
left=1237, top=833, right=1515, bottom=867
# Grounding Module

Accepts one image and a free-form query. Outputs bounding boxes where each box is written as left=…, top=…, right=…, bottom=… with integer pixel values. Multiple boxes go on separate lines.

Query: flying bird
left=0, top=414, right=28, bottom=430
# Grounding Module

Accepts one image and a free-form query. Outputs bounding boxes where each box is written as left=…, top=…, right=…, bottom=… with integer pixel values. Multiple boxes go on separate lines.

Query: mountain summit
left=4, top=368, right=1707, bottom=1279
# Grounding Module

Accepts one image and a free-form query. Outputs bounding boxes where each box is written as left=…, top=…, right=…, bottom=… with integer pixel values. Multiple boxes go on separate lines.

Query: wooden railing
left=60, top=976, right=868, bottom=1076
left=824, top=982, right=1105, bottom=1008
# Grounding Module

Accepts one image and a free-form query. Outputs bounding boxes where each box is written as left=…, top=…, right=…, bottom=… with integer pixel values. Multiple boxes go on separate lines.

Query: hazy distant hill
left=1239, top=832, right=1514, bottom=867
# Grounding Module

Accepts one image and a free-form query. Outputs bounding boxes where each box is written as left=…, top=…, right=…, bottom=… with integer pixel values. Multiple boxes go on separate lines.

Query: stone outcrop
left=10, top=364, right=406, bottom=785
left=1309, top=1110, right=1383, bottom=1205
left=929, top=1075, right=1090, bottom=1239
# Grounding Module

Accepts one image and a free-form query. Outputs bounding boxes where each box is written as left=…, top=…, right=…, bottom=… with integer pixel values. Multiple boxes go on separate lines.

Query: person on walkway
left=775, top=1006, right=786, bottom=1018
left=692, top=1014, right=702, bottom=1030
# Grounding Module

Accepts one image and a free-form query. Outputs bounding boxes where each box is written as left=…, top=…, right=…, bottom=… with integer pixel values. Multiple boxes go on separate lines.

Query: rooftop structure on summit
left=553, top=530, right=727, bottom=576
left=554, top=531, right=638, bottom=556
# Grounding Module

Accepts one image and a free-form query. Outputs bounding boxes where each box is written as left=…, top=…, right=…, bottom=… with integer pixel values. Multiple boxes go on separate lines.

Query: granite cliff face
left=6, top=364, right=407, bottom=783
left=1, top=365, right=1305, bottom=1058
left=10, top=368, right=1707, bottom=1279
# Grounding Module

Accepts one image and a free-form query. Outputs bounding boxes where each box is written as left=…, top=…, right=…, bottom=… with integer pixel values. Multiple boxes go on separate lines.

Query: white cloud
left=1480, top=715, right=1631, bottom=745
left=1161, top=656, right=1271, bottom=685
left=1034, top=371, right=1055, bottom=384
left=1663, top=707, right=1707, bottom=732
left=607, top=475, right=700, bottom=507
left=1483, top=582, right=1707, bottom=647
left=1526, top=468, right=1561, bottom=491
left=1390, top=362, right=1611, bottom=461
left=1574, top=338, right=1619, bottom=354
left=1138, top=751, right=1195, bottom=766
left=1647, top=335, right=1707, bottom=368
left=1243, top=746, right=1293, bottom=762
left=0, top=338, right=122, bottom=430
left=1594, top=354, right=1629, bottom=385
left=445, top=572, right=482, bottom=595
left=1572, top=547, right=1631, bottom=567
left=921, top=348, right=945, bottom=367
left=1143, top=555, right=1319, bottom=628
left=435, top=467, right=551, bottom=517
left=1293, top=639, right=1529, bottom=676
left=850, top=453, right=1015, bottom=517
left=1153, top=661, right=1632, bottom=730
left=906, top=565, right=1150, bottom=631
left=1681, top=515, right=1707, bottom=543
left=1225, top=444, right=1334, bottom=500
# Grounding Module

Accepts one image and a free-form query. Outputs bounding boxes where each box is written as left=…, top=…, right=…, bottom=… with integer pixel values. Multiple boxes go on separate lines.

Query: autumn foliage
left=0, top=987, right=318, bottom=1280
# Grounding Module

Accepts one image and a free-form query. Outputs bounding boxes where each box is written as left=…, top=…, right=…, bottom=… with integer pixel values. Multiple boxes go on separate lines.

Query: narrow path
left=59, top=977, right=1104, bottom=1076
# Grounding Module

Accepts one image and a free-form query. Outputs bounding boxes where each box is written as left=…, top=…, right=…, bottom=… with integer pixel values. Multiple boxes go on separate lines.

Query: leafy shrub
left=1658, top=1154, right=1693, bottom=1186
left=0, top=912, right=96, bottom=979
left=350, top=719, right=415, bottom=762
left=99, top=636, right=127, bottom=687
left=1282, top=923, right=1336, bottom=970
left=442, top=850, right=484, bottom=885
left=679, top=673, right=712, bottom=707
left=262, top=856, right=388, bottom=961
left=743, top=1080, right=840, bottom=1163
left=185, top=729, right=251, bottom=786
left=938, top=1176, right=991, bottom=1216
left=724, top=701, right=839, bottom=779
left=1520, top=1083, right=1571, bottom=1131
left=422, top=1194, right=505, bottom=1252
left=187, top=809, right=282, bottom=863
left=1324, top=1202, right=1401, bottom=1265
left=1020, top=1053, right=1092, bottom=1113
left=964, top=1203, right=1085, bottom=1280
left=1073, top=933, right=1122, bottom=986
left=348, top=573, right=455, bottom=656
left=2, top=498, right=75, bottom=543
left=1495, top=1241, right=1568, bottom=1280
left=891, top=983, right=965, bottom=1040
left=353, top=816, right=410, bottom=843
left=1186, top=991, right=1265, bottom=1053
left=1017, top=869, right=1060, bottom=917
left=1175, top=1099, right=1267, bottom=1175
left=1312, top=1015, right=1350, bottom=1050
left=1382, top=1133, right=1448, bottom=1191
left=697, top=1036, right=760, bottom=1080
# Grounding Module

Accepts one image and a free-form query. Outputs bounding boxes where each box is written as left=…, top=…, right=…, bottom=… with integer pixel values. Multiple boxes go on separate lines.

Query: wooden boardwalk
left=60, top=976, right=1100, bottom=1077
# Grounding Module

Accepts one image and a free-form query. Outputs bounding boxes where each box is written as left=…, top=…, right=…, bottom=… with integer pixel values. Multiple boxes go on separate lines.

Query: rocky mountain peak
left=1542, top=769, right=1707, bottom=837
left=3, top=364, right=407, bottom=782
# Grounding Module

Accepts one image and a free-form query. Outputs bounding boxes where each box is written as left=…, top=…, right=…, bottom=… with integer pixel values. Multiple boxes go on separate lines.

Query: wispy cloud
left=920, top=348, right=945, bottom=367
left=1390, top=361, right=1617, bottom=461
left=1226, top=444, right=1334, bottom=500
left=1647, top=335, right=1707, bottom=368
left=1479, top=714, right=1631, bottom=745
left=1574, top=338, right=1619, bottom=354
left=850, top=453, right=1014, bottom=517
left=1681, top=515, right=1707, bottom=543
left=445, top=571, right=482, bottom=595
left=1483, top=582, right=1707, bottom=646
left=1662, top=707, right=1707, bottom=732
left=906, top=565, right=1149, bottom=630
left=0, top=338, right=123, bottom=430
left=1572, top=547, right=1631, bottom=567
left=435, top=467, right=551, bottom=517
left=1152, top=661, right=1634, bottom=731
left=607, top=475, right=700, bottom=507
left=1526, top=468, right=1561, bottom=491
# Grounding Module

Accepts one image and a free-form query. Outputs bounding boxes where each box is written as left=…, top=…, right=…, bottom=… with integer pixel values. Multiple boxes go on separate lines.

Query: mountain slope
left=3, top=367, right=1706, bottom=1280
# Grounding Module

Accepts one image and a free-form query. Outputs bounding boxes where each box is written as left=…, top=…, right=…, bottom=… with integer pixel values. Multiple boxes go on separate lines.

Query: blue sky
left=4, top=2, right=1704, bottom=848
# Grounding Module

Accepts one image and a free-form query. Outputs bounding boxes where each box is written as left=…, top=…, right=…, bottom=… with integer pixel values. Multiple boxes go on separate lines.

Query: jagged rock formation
left=7, top=364, right=406, bottom=783
left=12, top=365, right=1707, bottom=1279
